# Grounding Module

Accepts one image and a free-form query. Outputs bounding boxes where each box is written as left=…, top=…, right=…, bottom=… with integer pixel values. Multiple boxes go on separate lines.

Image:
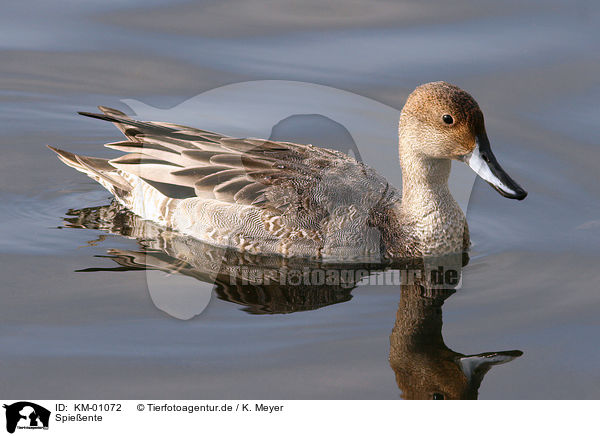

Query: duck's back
left=51, top=107, right=401, bottom=263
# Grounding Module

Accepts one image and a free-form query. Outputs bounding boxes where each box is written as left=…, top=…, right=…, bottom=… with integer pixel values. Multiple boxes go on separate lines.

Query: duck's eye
left=442, top=114, right=454, bottom=125
left=432, top=393, right=445, bottom=400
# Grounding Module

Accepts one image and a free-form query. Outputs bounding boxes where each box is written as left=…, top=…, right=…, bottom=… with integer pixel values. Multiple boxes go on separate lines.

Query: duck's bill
left=460, top=136, right=527, bottom=200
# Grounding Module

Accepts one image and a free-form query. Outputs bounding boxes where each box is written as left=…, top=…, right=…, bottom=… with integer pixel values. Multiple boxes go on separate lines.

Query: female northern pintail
left=50, top=82, right=526, bottom=262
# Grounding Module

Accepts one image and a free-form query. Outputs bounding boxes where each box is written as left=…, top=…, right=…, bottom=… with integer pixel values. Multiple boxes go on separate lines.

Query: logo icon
left=3, top=402, right=50, bottom=434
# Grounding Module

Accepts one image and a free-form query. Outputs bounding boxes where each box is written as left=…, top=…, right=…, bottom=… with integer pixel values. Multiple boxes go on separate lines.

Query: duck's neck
left=398, top=147, right=454, bottom=218
left=386, top=141, right=467, bottom=257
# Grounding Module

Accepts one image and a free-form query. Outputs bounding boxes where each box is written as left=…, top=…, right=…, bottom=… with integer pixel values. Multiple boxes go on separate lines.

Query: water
left=1, top=0, right=599, bottom=399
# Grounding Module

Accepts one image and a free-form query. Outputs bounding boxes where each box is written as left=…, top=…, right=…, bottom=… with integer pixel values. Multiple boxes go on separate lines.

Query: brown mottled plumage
left=49, top=82, right=526, bottom=262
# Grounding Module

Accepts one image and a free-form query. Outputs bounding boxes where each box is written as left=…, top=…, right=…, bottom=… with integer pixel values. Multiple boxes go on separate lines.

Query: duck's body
left=50, top=82, right=526, bottom=262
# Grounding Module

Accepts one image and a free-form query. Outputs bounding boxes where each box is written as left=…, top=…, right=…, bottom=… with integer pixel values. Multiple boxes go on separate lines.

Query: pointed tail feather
left=47, top=145, right=132, bottom=194
left=78, top=107, right=150, bottom=141
left=48, top=145, right=180, bottom=226
left=79, top=106, right=185, bottom=141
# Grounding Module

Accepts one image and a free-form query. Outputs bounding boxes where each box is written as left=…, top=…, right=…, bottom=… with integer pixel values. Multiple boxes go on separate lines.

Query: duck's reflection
left=62, top=201, right=522, bottom=399
left=390, top=286, right=522, bottom=399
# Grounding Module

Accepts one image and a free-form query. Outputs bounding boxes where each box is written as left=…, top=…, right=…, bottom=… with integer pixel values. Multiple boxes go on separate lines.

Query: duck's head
left=399, top=81, right=527, bottom=200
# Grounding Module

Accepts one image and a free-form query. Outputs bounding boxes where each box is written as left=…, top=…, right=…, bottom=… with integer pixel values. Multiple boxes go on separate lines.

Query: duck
left=49, top=81, right=526, bottom=263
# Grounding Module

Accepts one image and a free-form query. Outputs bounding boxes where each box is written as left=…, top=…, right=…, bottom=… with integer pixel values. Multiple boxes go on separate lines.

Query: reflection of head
left=269, top=114, right=362, bottom=162
left=389, top=285, right=522, bottom=399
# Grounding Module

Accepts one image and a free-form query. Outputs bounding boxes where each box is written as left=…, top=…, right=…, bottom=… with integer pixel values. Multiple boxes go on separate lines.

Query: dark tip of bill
left=513, top=187, right=528, bottom=201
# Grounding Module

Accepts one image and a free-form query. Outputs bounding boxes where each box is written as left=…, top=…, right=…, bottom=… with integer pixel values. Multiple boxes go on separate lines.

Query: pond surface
left=1, top=0, right=599, bottom=399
